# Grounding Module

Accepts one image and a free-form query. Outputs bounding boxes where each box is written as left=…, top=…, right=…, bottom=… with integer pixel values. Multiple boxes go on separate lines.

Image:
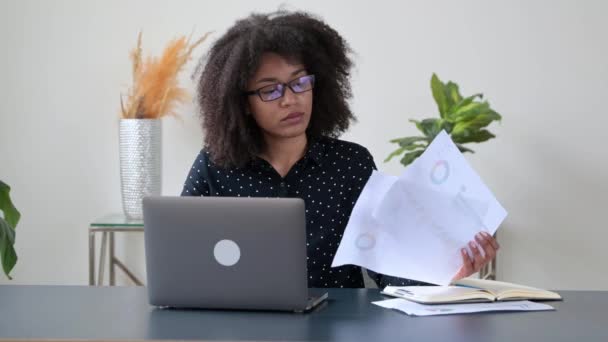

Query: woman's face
left=246, top=53, right=313, bottom=141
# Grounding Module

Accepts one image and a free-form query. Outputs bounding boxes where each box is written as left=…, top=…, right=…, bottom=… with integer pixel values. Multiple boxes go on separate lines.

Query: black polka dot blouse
left=181, top=136, right=427, bottom=288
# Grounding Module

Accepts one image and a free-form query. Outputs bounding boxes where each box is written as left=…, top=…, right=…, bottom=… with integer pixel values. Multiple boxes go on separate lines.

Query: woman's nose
left=279, top=87, right=297, bottom=106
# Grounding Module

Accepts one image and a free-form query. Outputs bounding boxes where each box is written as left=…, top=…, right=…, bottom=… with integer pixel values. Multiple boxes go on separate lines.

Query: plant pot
left=119, top=118, right=161, bottom=219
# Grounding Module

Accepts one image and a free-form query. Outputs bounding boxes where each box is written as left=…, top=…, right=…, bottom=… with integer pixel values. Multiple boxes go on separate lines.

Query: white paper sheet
left=372, top=298, right=554, bottom=316
left=331, top=130, right=508, bottom=285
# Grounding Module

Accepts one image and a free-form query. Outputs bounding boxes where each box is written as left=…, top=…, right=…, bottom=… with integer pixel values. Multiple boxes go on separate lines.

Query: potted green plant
left=385, top=73, right=502, bottom=166
left=0, top=180, right=20, bottom=279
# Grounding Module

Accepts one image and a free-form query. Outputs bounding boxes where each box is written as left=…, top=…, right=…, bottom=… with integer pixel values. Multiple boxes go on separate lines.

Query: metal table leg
left=114, top=258, right=143, bottom=286
left=97, top=232, right=107, bottom=286
left=109, top=231, right=115, bottom=286
left=88, top=229, right=95, bottom=286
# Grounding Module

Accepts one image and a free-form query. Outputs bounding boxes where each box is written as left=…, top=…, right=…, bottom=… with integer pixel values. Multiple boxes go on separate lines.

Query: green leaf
left=388, top=136, right=428, bottom=146
left=461, top=110, right=502, bottom=130
left=403, top=143, right=427, bottom=151
left=448, top=93, right=483, bottom=116
left=455, top=144, right=475, bottom=153
left=0, top=180, right=19, bottom=280
left=385, top=139, right=428, bottom=162
left=451, top=110, right=501, bottom=136
left=409, top=118, right=443, bottom=139
left=431, top=74, right=449, bottom=118
left=452, top=129, right=496, bottom=144
left=400, top=149, right=425, bottom=167
left=0, top=181, right=21, bottom=229
left=0, top=218, right=17, bottom=279
left=384, top=146, right=406, bottom=162
left=441, top=120, right=455, bottom=134
left=445, top=81, right=462, bottom=111
left=450, top=101, right=491, bottom=123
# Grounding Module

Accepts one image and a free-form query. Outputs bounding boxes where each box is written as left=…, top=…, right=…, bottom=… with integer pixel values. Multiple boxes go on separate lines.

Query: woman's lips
left=281, top=112, right=304, bottom=123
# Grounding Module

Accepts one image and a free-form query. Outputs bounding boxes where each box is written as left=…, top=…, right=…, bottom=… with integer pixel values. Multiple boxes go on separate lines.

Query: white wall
left=1, top=0, right=606, bottom=290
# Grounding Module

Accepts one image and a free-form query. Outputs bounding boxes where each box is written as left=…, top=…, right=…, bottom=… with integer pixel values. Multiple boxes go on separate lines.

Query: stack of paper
left=372, top=298, right=554, bottom=316
left=331, top=131, right=508, bottom=285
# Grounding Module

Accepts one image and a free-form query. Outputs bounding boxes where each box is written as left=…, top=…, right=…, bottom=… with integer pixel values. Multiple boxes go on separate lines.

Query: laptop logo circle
left=213, top=239, right=241, bottom=266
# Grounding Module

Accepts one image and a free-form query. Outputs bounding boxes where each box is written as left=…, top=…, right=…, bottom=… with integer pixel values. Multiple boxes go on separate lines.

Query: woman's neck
left=259, top=134, right=308, bottom=178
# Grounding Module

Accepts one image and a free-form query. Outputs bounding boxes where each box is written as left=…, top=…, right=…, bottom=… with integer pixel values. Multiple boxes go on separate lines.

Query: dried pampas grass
left=120, top=31, right=211, bottom=119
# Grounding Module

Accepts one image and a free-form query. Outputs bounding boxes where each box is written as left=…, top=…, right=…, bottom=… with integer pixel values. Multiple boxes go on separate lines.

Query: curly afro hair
left=195, top=10, right=356, bottom=169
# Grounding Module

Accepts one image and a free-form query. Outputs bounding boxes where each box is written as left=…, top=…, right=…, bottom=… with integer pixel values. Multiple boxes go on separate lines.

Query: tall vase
left=119, top=119, right=162, bottom=220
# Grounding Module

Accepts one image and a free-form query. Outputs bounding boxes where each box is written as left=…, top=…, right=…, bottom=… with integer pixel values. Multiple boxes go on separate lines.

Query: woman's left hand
left=451, top=231, right=500, bottom=282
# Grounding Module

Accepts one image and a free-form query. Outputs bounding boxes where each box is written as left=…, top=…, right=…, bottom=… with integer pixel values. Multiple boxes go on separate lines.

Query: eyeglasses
left=245, top=74, right=315, bottom=102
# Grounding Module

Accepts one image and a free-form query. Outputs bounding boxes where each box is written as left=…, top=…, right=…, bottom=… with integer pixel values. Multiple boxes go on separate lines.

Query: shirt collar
left=249, top=136, right=326, bottom=170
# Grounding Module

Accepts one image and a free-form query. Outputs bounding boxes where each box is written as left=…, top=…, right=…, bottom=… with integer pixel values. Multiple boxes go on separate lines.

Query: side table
left=88, top=214, right=144, bottom=286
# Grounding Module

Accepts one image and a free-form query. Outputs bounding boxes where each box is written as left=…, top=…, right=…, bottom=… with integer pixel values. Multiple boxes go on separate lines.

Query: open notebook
left=382, top=278, right=562, bottom=304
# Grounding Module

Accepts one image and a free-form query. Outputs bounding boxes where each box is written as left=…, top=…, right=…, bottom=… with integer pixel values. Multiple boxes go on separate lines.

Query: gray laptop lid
left=143, top=196, right=310, bottom=311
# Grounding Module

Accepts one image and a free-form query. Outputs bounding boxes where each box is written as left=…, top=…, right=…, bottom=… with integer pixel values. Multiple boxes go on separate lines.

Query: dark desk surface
left=0, top=285, right=607, bottom=341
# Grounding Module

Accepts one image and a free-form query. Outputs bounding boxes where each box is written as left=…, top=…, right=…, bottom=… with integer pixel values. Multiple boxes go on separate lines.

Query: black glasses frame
left=244, top=74, right=316, bottom=102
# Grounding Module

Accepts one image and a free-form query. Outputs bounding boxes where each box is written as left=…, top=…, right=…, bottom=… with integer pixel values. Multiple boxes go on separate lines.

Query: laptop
left=142, top=196, right=328, bottom=312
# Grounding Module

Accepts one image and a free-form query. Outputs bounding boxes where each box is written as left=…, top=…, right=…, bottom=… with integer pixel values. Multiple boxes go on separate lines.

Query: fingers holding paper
left=452, top=231, right=500, bottom=282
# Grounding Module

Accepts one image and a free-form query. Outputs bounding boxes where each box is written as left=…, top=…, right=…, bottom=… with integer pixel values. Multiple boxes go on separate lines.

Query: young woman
left=182, top=10, right=499, bottom=288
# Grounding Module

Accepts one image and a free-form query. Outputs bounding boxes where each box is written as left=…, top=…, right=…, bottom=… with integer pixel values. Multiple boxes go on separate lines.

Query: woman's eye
left=292, top=80, right=307, bottom=89
left=261, top=87, right=279, bottom=95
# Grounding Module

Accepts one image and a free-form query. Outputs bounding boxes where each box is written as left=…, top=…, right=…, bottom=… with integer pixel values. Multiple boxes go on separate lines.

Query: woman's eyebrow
left=256, top=68, right=307, bottom=84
